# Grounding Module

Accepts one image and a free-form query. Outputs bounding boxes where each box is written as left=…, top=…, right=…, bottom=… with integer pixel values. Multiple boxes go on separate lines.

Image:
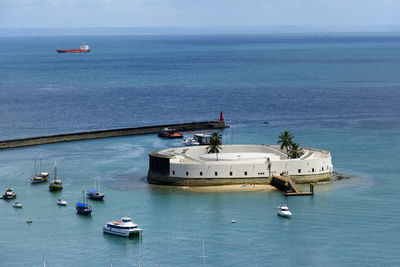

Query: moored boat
left=182, top=137, right=200, bottom=146
left=103, top=217, right=142, bottom=237
left=76, top=190, right=92, bottom=215
left=57, top=42, right=90, bottom=53
left=87, top=190, right=104, bottom=200
left=12, top=201, right=23, bottom=208
left=158, top=128, right=183, bottom=138
left=193, top=133, right=212, bottom=145
left=31, top=159, right=50, bottom=183
left=49, top=180, right=63, bottom=191
left=49, top=163, right=63, bottom=191
left=31, top=172, right=50, bottom=183
left=57, top=199, right=67, bottom=206
left=277, top=203, right=292, bottom=218
left=87, top=181, right=104, bottom=200
left=0, top=188, right=17, bottom=199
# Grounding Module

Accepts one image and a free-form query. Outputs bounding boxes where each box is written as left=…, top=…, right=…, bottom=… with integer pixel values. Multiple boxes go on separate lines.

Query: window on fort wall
left=215, top=172, right=218, bottom=176
left=244, top=171, right=247, bottom=176
left=312, top=168, right=315, bottom=172
left=230, top=172, right=233, bottom=176
left=186, top=171, right=189, bottom=176
left=200, top=172, right=203, bottom=176
left=172, top=170, right=175, bottom=175
left=298, top=169, right=301, bottom=173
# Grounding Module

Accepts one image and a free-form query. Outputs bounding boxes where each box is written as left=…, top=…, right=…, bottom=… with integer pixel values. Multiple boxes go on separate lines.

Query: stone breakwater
left=0, top=120, right=228, bottom=150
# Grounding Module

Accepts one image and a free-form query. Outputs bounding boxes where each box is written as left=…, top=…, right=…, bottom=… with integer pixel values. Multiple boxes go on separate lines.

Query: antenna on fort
left=231, top=127, right=234, bottom=145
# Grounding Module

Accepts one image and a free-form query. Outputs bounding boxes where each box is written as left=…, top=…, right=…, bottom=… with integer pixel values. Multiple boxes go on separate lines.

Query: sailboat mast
left=202, top=234, right=205, bottom=267
left=34, top=159, right=37, bottom=175
left=158, top=242, right=161, bottom=267
left=139, top=234, right=143, bottom=267
left=201, top=234, right=206, bottom=267
left=39, top=158, right=42, bottom=173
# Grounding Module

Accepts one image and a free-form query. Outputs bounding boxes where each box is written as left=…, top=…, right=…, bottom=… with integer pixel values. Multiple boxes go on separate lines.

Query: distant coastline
left=1, top=26, right=400, bottom=36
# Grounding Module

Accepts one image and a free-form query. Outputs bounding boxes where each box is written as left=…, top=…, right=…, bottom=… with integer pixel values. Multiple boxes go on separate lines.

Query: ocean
left=0, top=33, right=399, bottom=266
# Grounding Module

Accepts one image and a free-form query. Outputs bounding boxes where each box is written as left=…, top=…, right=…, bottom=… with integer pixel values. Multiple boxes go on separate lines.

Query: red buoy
left=220, top=112, right=224, bottom=121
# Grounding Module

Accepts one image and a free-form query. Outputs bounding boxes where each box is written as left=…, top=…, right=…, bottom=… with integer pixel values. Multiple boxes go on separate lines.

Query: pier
left=271, top=175, right=314, bottom=196
left=0, top=120, right=228, bottom=150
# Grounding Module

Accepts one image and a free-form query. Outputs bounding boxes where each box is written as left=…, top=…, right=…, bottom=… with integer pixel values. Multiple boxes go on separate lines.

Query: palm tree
left=288, top=142, right=304, bottom=159
left=207, top=131, right=222, bottom=161
left=277, top=130, right=293, bottom=156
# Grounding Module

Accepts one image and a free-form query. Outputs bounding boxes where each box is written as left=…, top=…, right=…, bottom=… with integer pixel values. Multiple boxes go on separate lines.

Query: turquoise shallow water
left=0, top=33, right=400, bottom=266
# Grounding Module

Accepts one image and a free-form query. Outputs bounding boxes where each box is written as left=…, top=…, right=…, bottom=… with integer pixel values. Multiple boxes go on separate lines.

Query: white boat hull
left=103, top=227, right=142, bottom=237
left=277, top=211, right=292, bottom=218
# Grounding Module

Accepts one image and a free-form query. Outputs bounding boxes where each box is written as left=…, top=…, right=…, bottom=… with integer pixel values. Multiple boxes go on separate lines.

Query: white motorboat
left=103, top=217, right=142, bottom=237
left=182, top=137, right=200, bottom=146
left=0, top=188, right=17, bottom=199
left=12, top=201, right=23, bottom=208
left=277, top=203, right=292, bottom=218
left=193, top=133, right=212, bottom=145
left=57, top=199, right=67, bottom=206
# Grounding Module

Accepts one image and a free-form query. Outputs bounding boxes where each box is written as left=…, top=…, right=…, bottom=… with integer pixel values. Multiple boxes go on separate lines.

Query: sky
left=0, top=0, right=399, bottom=29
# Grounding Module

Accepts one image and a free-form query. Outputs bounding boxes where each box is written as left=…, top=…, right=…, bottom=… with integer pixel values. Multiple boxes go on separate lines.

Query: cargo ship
left=57, top=42, right=90, bottom=53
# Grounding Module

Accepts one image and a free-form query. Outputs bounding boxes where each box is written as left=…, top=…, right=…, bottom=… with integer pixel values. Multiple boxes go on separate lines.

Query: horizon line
left=1, top=25, right=400, bottom=37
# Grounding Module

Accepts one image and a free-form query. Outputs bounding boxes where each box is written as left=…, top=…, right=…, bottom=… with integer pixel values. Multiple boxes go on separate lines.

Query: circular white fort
left=148, top=144, right=333, bottom=186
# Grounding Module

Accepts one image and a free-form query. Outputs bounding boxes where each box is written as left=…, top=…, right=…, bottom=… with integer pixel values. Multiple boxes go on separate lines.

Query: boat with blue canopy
left=12, top=201, right=23, bottom=208
left=87, top=190, right=104, bottom=201
left=87, top=181, right=104, bottom=200
left=76, top=190, right=92, bottom=215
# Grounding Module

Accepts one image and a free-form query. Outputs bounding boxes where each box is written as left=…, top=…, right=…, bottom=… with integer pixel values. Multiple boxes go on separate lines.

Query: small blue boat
left=12, top=201, right=23, bottom=208
left=76, top=190, right=92, bottom=215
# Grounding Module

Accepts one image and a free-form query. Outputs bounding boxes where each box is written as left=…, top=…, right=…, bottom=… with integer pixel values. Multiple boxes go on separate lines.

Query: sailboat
left=49, top=162, right=63, bottom=191
left=31, top=159, right=50, bottom=183
left=76, top=189, right=92, bottom=215
left=87, top=180, right=105, bottom=200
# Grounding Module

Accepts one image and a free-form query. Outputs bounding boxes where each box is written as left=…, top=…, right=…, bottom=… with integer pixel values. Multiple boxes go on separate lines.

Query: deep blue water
left=0, top=33, right=400, bottom=266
